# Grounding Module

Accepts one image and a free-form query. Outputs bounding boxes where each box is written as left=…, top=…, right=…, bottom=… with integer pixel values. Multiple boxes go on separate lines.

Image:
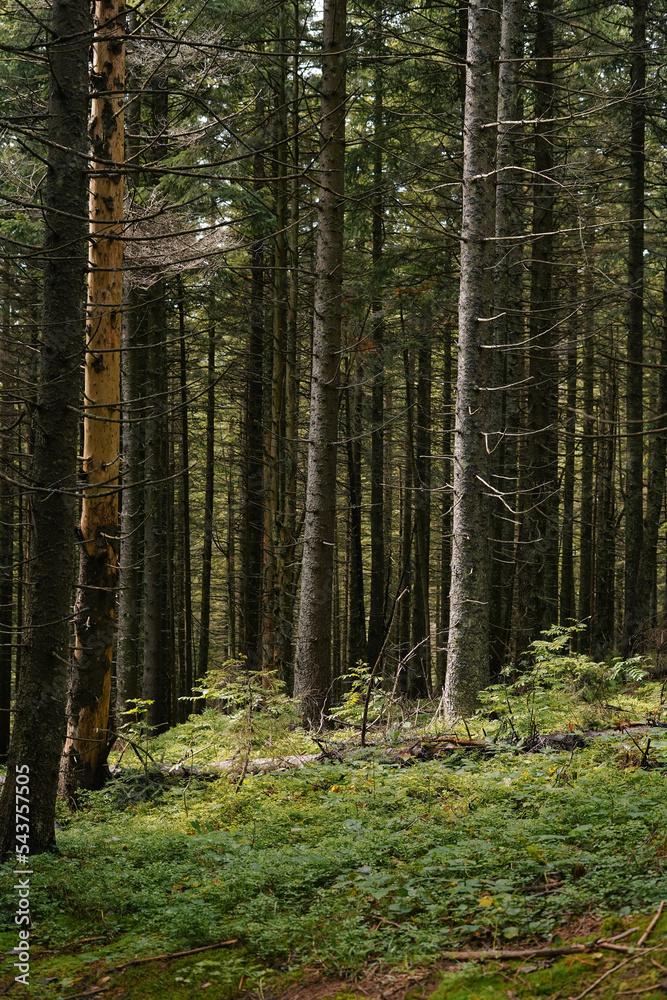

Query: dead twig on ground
left=637, top=901, right=665, bottom=947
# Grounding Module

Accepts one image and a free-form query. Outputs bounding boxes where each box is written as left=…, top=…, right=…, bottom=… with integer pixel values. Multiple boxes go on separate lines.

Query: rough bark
left=0, top=0, right=89, bottom=853
left=0, top=268, right=14, bottom=759
left=116, top=17, right=142, bottom=719
left=436, top=320, right=453, bottom=690
left=241, top=137, right=265, bottom=670
left=344, top=365, right=367, bottom=669
left=367, top=24, right=386, bottom=673
left=60, top=0, right=125, bottom=797
left=513, top=0, right=558, bottom=649
left=634, top=266, right=667, bottom=640
left=623, top=0, right=646, bottom=652
left=489, top=0, right=522, bottom=672
left=560, top=282, right=578, bottom=624
left=177, top=281, right=193, bottom=706
left=198, top=329, right=216, bottom=680
left=294, top=0, right=347, bottom=724
left=409, top=335, right=432, bottom=697
left=142, top=283, right=170, bottom=731
left=443, top=0, right=499, bottom=718
left=275, top=24, right=301, bottom=691
left=593, top=363, right=618, bottom=656
left=577, top=265, right=596, bottom=651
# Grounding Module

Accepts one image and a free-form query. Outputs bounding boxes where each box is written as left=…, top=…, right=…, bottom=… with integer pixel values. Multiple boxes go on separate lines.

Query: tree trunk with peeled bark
left=60, top=0, right=125, bottom=798
left=294, top=0, right=346, bottom=724
left=0, top=0, right=89, bottom=853
left=444, top=0, right=499, bottom=718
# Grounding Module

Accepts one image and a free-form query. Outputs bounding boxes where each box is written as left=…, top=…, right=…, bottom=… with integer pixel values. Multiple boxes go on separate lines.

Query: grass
left=2, top=639, right=667, bottom=999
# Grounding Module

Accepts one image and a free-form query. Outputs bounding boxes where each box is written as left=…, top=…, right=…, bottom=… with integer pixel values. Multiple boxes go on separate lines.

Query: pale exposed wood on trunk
left=60, top=0, right=125, bottom=797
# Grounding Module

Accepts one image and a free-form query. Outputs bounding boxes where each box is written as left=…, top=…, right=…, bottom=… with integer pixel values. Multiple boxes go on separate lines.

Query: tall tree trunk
left=623, top=0, right=646, bottom=652
left=116, top=17, right=142, bottom=719
left=198, top=329, right=216, bottom=680
left=560, top=282, right=578, bottom=624
left=0, top=0, right=89, bottom=853
left=635, top=266, right=667, bottom=635
left=241, top=139, right=265, bottom=669
left=275, top=18, right=301, bottom=691
left=177, top=280, right=193, bottom=704
left=443, top=0, right=499, bottom=718
left=141, top=74, right=171, bottom=731
left=142, top=282, right=170, bottom=730
left=367, top=20, right=386, bottom=672
left=61, top=0, right=125, bottom=796
left=490, top=0, right=522, bottom=672
left=514, top=0, right=558, bottom=649
left=593, top=362, right=618, bottom=656
left=577, top=263, right=596, bottom=651
left=410, top=334, right=432, bottom=697
left=344, top=363, right=367, bottom=668
left=0, top=266, right=14, bottom=759
left=436, top=320, right=453, bottom=690
left=294, top=0, right=347, bottom=723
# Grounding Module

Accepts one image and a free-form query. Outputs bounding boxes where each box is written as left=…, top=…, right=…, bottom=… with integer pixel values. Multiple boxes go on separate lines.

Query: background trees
left=0, top=0, right=667, bottom=822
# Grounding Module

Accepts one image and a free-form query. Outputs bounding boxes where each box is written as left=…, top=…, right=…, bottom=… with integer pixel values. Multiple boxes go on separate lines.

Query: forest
left=1, top=0, right=667, bottom=996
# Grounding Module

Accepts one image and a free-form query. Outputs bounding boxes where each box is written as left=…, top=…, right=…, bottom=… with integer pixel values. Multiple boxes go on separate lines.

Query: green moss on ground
left=2, top=658, right=667, bottom=999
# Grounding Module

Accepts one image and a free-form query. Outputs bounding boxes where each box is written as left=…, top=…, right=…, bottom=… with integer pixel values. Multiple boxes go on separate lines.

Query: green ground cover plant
left=2, top=635, right=667, bottom=999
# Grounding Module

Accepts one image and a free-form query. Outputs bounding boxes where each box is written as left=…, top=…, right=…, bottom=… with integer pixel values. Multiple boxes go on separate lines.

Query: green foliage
left=4, top=673, right=667, bottom=1000
left=477, top=625, right=651, bottom=736
left=335, top=661, right=389, bottom=724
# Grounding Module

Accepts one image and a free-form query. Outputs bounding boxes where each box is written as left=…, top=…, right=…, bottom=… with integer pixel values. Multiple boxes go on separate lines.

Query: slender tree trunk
left=198, top=329, right=216, bottom=679
left=593, top=362, right=618, bottom=656
left=242, top=142, right=265, bottom=670
left=367, top=25, right=386, bottom=672
left=514, top=0, right=558, bottom=649
left=444, top=0, right=499, bottom=718
left=116, top=21, right=141, bottom=719
left=177, top=281, right=193, bottom=701
left=227, top=440, right=236, bottom=659
left=490, top=0, right=522, bottom=672
left=410, top=335, right=432, bottom=696
left=577, top=264, right=596, bottom=651
left=436, top=320, right=453, bottom=690
left=0, top=266, right=14, bottom=759
left=623, top=0, right=646, bottom=652
left=560, top=282, right=578, bottom=624
left=142, top=74, right=171, bottom=731
left=262, top=40, right=288, bottom=678
left=635, top=266, right=667, bottom=634
left=294, top=0, right=347, bottom=723
left=142, top=282, right=170, bottom=730
left=0, top=0, right=89, bottom=853
left=275, top=19, right=301, bottom=691
left=344, top=364, right=367, bottom=668
left=60, top=0, right=125, bottom=796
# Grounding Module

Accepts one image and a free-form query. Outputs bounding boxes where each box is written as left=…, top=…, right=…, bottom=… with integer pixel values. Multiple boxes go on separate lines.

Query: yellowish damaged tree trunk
left=60, top=0, right=125, bottom=798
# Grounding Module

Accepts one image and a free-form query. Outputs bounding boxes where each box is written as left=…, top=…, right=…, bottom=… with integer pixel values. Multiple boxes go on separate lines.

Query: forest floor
left=2, top=646, right=667, bottom=999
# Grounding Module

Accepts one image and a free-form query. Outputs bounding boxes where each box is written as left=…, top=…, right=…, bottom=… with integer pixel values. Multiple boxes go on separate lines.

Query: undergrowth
left=2, top=631, right=667, bottom=999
